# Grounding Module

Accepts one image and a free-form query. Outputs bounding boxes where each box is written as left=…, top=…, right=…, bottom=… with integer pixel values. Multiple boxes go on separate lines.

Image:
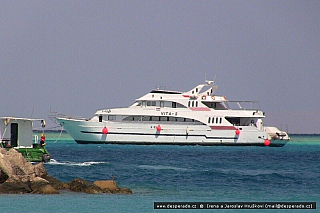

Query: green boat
left=0, top=117, right=51, bottom=162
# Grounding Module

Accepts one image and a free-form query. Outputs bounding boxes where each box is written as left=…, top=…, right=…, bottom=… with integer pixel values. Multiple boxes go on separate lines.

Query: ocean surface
left=1, top=133, right=319, bottom=212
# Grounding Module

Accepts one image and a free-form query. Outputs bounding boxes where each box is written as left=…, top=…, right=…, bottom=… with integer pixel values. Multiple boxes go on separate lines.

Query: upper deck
left=95, top=81, right=263, bottom=118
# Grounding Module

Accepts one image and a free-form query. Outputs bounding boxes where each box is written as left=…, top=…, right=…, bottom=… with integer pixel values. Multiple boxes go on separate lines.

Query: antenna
left=31, top=108, right=34, bottom=118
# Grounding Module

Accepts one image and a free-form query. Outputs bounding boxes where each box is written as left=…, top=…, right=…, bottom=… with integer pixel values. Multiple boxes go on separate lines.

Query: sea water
left=1, top=133, right=319, bottom=212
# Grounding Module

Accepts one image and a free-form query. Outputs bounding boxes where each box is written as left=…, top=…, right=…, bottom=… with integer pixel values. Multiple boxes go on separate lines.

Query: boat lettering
left=102, top=109, right=111, bottom=113
left=161, top=112, right=178, bottom=116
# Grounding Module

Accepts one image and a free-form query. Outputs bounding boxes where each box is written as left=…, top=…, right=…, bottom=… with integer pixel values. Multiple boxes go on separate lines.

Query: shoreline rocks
left=0, top=148, right=132, bottom=194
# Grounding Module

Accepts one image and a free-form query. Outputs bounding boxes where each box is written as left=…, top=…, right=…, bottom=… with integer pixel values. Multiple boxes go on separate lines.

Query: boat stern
left=264, top=126, right=290, bottom=147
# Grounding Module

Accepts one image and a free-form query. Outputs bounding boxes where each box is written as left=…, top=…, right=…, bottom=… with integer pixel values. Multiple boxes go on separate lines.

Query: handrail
left=34, top=135, right=39, bottom=144
left=224, top=101, right=261, bottom=110
left=49, top=112, right=89, bottom=123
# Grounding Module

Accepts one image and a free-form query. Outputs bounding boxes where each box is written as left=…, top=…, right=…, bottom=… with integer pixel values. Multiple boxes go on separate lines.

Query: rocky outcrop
left=0, top=148, right=57, bottom=194
left=94, top=180, right=132, bottom=194
left=0, top=148, right=132, bottom=194
left=68, top=178, right=103, bottom=194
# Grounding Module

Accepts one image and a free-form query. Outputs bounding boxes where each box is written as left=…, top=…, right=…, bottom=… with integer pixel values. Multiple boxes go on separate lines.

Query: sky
left=1, top=1, right=319, bottom=134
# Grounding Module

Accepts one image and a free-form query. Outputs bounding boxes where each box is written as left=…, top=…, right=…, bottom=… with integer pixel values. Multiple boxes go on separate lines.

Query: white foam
left=47, top=159, right=108, bottom=167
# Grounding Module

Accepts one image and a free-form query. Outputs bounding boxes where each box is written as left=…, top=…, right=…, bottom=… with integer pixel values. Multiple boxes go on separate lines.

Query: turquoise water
left=1, top=134, right=319, bottom=212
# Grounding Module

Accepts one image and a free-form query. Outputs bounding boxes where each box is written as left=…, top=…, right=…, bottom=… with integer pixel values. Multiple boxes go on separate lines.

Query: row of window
left=100, top=115, right=246, bottom=126
left=137, top=101, right=185, bottom=108
left=188, top=101, right=199, bottom=107
left=136, top=100, right=227, bottom=110
left=208, top=117, right=223, bottom=124
left=99, top=115, right=116, bottom=122
left=123, top=116, right=202, bottom=124
left=100, top=115, right=202, bottom=124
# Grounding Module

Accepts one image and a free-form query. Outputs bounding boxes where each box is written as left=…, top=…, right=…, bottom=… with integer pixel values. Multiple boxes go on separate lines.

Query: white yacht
left=55, top=81, right=290, bottom=147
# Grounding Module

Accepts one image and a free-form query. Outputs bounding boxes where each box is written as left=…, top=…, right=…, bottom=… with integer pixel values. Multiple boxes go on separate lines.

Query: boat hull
left=56, top=117, right=289, bottom=147
left=15, top=144, right=51, bottom=162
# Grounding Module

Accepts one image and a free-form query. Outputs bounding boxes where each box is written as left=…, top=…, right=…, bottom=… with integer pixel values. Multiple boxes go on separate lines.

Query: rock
left=34, top=162, right=48, bottom=177
left=94, top=180, right=118, bottom=191
left=94, top=180, right=133, bottom=194
left=0, top=148, right=58, bottom=194
left=0, top=148, right=132, bottom=194
left=114, top=187, right=133, bottom=194
left=5, top=149, right=35, bottom=177
left=31, top=184, right=59, bottom=194
left=42, top=175, right=68, bottom=190
left=68, top=178, right=103, bottom=194
left=0, top=149, right=35, bottom=179
left=0, top=169, right=9, bottom=184
left=0, top=177, right=31, bottom=194
left=28, top=176, right=60, bottom=194
left=0, top=149, right=35, bottom=194
left=29, top=176, right=49, bottom=188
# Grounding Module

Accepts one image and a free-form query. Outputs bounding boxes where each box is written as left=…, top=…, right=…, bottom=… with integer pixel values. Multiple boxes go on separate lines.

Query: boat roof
left=146, top=81, right=216, bottom=95
left=150, top=90, right=182, bottom=95
left=0, top=117, right=44, bottom=122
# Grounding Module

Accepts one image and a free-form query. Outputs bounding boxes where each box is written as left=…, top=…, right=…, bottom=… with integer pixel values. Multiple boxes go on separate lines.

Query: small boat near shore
left=55, top=80, right=290, bottom=147
left=0, top=117, right=51, bottom=162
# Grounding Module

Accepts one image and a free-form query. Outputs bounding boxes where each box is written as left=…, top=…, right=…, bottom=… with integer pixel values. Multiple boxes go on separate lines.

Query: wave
left=199, top=168, right=298, bottom=182
left=137, top=164, right=190, bottom=171
left=47, top=159, right=109, bottom=167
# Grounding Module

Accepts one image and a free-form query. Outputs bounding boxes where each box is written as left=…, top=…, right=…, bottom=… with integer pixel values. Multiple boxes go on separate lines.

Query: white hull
left=54, top=80, right=289, bottom=147
left=56, top=117, right=288, bottom=147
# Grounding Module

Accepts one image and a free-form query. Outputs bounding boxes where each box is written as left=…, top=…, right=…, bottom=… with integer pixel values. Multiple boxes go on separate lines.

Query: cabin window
left=202, top=102, right=217, bottom=109
left=225, top=117, right=240, bottom=126
left=142, top=116, right=151, bottom=121
left=168, top=117, right=176, bottom=121
left=176, top=103, right=185, bottom=108
left=99, top=115, right=102, bottom=122
left=123, top=116, right=133, bottom=121
left=133, top=116, right=141, bottom=121
left=172, top=102, right=177, bottom=108
left=108, top=115, right=116, bottom=121
left=123, top=116, right=141, bottom=121
left=160, top=101, right=164, bottom=108
left=160, top=116, right=167, bottom=121
left=176, top=117, right=184, bottom=122
left=209, top=117, right=222, bottom=124
left=147, top=101, right=156, bottom=106
left=122, top=115, right=203, bottom=124
left=151, top=116, right=160, bottom=121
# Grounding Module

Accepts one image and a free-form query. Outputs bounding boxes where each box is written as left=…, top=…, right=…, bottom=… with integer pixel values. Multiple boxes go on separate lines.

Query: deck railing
left=223, top=101, right=261, bottom=110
